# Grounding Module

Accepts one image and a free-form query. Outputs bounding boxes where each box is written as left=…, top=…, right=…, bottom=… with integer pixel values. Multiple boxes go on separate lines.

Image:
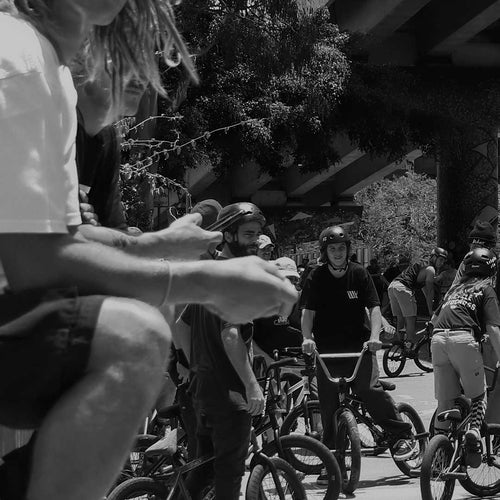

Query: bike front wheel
left=106, top=476, right=168, bottom=500
left=264, top=434, right=342, bottom=500
left=246, top=456, right=307, bottom=500
left=382, top=342, right=406, bottom=377
left=280, top=399, right=323, bottom=441
left=414, top=337, right=433, bottom=372
left=420, top=434, right=455, bottom=500
left=335, top=410, right=361, bottom=494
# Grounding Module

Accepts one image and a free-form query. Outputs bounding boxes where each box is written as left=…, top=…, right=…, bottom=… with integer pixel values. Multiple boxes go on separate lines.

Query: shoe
left=464, top=428, right=482, bottom=468
left=316, top=468, right=329, bottom=485
left=392, top=438, right=419, bottom=461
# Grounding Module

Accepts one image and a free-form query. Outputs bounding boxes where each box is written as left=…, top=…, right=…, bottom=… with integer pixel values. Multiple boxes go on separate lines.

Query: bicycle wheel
left=280, top=400, right=323, bottom=441
left=420, top=434, right=455, bottom=500
left=246, top=456, right=307, bottom=500
left=263, top=434, right=342, bottom=500
left=459, top=423, right=500, bottom=496
left=106, top=477, right=168, bottom=500
left=382, top=343, right=406, bottom=377
left=335, top=410, right=361, bottom=494
left=414, top=337, right=433, bottom=373
left=392, top=402, right=427, bottom=477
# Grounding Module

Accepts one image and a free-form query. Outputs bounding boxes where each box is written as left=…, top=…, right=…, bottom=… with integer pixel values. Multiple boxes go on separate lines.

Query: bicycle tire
left=414, top=337, right=433, bottom=373
left=263, top=434, right=342, bottom=500
left=280, top=400, right=323, bottom=441
left=392, top=402, right=427, bottom=477
left=335, top=410, right=361, bottom=494
left=106, top=476, right=168, bottom=500
left=459, top=423, right=500, bottom=497
left=246, top=456, right=307, bottom=500
left=382, top=343, right=406, bottom=377
left=420, top=434, right=455, bottom=500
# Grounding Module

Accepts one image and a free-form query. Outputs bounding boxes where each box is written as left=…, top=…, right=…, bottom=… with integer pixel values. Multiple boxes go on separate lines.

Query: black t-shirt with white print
left=434, top=283, right=500, bottom=337
left=301, top=262, right=380, bottom=353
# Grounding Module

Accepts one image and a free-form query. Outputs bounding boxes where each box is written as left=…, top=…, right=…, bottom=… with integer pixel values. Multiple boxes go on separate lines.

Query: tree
left=354, top=169, right=437, bottom=265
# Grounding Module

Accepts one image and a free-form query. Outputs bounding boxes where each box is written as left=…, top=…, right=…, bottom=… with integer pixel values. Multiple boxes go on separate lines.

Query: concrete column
left=437, top=127, right=498, bottom=262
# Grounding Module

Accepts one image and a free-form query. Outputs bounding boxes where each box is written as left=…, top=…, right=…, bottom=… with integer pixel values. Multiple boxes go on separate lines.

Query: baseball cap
left=274, top=257, right=300, bottom=279
left=191, top=199, right=223, bottom=230
left=257, top=234, right=275, bottom=250
left=468, top=220, right=496, bottom=246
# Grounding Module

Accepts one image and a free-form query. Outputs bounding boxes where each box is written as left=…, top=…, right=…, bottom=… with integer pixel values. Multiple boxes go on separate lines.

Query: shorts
left=388, top=281, right=417, bottom=318
left=431, top=330, right=486, bottom=401
left=0, top=287, right=105, bottom=429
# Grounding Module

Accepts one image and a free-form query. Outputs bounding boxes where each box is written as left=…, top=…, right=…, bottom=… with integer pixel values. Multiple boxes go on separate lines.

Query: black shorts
left=0, top=287, right=105, bottom=429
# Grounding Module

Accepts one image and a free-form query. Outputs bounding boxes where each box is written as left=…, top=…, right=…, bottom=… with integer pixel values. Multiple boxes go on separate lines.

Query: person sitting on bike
left=430, top=248, right=500, bottom=467
left=388, top=247, right=448, bottom=340
left=301, top=225, right=414, bottom=474
left=176, top=202, right=270, bottom=500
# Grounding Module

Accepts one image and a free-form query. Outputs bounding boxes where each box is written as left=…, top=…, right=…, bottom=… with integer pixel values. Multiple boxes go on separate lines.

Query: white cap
left=274, top=257, right=300, bottom=279
left=257, top=234, right=275, bottom=249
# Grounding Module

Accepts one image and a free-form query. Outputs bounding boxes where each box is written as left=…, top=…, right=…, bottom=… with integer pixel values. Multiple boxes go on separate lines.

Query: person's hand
left=245, top=380, right=265, bottom=416
left=302, top=338, right=316, bottom=355
left=365, top=339, right=382, bottom=352
left=177, top=363, right=190, bottom=384
left=203, top=256, right=298, bottom=323
left=159, top=213, right=222, bottom=260
left=79, top=190, right=100, bottom=226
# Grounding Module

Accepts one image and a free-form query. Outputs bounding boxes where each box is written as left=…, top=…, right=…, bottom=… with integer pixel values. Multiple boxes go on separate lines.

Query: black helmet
left=216, top=202, right=266, bottom=233
left=319, top=226, right=350, bottom=252
left=463, top=248, right=497, bottom=278
left=430, top=247, right=448, bottom=260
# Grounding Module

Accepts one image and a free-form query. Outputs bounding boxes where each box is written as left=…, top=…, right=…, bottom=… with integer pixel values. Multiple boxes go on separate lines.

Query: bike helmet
left=319, top=226, right=351, bottom=252
left=430, top=247, right=448, bottom=260
left=463, top=248, right=497, bottom=278
left=216, top=202, right=266, bottom=233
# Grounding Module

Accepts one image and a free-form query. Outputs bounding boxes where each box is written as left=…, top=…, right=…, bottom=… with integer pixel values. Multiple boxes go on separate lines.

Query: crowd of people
left=2, top=2, right=500, bottom=500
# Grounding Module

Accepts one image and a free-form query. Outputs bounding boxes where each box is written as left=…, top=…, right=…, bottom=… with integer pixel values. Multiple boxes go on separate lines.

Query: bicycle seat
left=437, top=408, right=462, bottom=423
left=135, top=433, right=161, bottom=450
left=379, top=380, right=396, bottom=391
left=157, top=403, right=180, bottom=419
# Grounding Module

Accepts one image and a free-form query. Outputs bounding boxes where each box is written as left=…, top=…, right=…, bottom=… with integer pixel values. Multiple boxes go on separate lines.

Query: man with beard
left=176, top=202, right=268, bottom=500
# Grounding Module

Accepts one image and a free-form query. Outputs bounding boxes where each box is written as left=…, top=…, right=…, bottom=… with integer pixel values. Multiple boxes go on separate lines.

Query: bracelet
left=159, top=259, right=172, bottom=306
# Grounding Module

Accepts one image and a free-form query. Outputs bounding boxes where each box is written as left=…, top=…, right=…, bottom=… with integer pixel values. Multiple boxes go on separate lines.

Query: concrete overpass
left=183, top=0, right=500, bottom=209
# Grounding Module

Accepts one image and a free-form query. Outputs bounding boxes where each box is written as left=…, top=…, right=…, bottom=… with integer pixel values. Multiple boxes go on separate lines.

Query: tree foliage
left=354, top=169, right=437, bottom=265
left=155, top=0, right=350, bottom=180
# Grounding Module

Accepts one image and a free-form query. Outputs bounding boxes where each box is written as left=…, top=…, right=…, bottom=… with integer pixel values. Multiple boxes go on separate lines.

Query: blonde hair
left=82, top=0, right=198, bottom=120
left=2, top=1, right=198, bottom=120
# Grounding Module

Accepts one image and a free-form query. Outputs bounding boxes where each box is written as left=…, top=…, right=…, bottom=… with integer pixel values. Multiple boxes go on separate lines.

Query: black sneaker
left=464, top=428, right=482, bottom=468
left=316, top=467, right=328, bottom=485
left=392, top=438, right=419, bottom=461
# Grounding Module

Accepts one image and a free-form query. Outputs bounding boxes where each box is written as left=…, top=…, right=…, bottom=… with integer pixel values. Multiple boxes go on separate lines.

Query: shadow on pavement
left=356, top=474, right=413, bottom=488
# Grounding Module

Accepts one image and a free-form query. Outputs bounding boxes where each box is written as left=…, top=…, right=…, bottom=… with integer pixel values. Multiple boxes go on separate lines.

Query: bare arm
left=221, top=326, right=264, bottom=416
left=0, top=233, right=298, bottom=324
left=78, top=213, right=222, bottom=260
left=422, top=266, right=436, bottom=316
left=486, top=324, right=500, bottom=364
left=301, top=308, right=316, bottom=354
left=366, top=306, right=383, bottom=352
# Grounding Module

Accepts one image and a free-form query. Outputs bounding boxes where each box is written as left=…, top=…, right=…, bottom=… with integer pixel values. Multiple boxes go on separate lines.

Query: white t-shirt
left=0, top=13, right=81, bottom=234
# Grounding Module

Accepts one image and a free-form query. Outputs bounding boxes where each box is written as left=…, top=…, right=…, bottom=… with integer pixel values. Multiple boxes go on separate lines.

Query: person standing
left=301, top=225, right=414, bottom=481
left=176, top=203, right=268, bottom=500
